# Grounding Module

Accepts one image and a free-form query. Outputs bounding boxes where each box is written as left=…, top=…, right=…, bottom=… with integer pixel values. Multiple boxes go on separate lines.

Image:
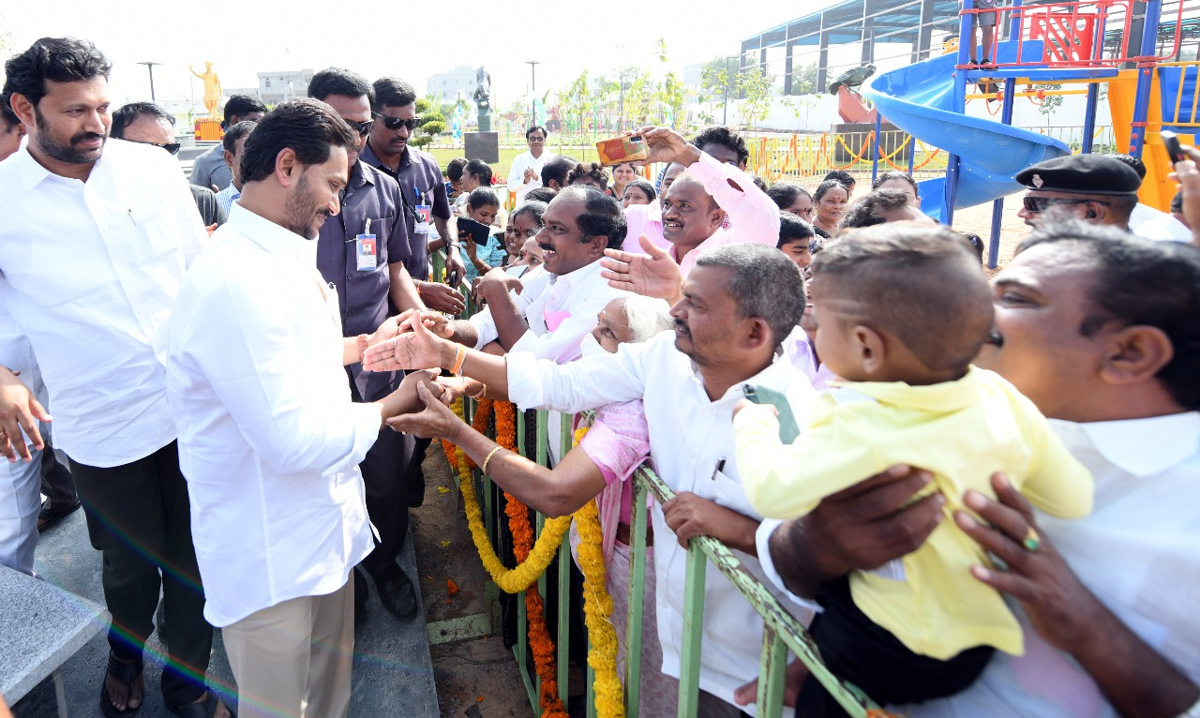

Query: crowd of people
left=1, top=34, right=1198, bottom=718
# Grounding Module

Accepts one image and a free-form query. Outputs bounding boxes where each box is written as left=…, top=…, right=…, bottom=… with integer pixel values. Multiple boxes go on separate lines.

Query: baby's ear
left=854, top=325, right=887, bottom=374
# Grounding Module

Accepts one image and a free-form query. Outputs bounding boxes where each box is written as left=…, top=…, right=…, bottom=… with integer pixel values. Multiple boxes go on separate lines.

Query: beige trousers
left=223, top=579, right=355, bottom=718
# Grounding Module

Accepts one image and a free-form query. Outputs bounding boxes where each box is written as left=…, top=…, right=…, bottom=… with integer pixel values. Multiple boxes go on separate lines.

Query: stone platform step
left=13, top=508, right=438, bottom=717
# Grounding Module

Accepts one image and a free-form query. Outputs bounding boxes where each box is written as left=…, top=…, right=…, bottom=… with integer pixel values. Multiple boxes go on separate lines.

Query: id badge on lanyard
left=356, top=218, right=377, bottom=272
left=414, top=187, right=432, bottom=234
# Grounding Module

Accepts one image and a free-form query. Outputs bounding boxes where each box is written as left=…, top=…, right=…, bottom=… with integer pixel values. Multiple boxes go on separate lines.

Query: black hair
left=110, top=102, right=174, bottom=139
left=872, top=170, right=919, bottom=197
left=692, top=125, right=749, bottom=167
left=823, top=170, right=856, bottom=188
left=467, top=186, right=499, bottom=211
left=222, top=120, right=257, bottom=153
left=624, top=179, right=656, bottom=203
left=751, top=175, right=768, bottom=193
left=445, top=157, right=468, bottom=181
left=813, top=179, right=849, bottom=203
left=777, top=214, right=815, bottom=249
left=3, top=37, right=111, bottom=109
left=1018, top=221, right=1200, bottom=410
left=1110, top=153, right=1148, bottom=180
left=565, top=161, right=609, bottom=188
left=526, top=125, right=548, bottom=139
left=839, top=188, right=914, bottom=230
left=562, top=186, right=627, bottom=250
left=223, top=95, right=267, bottom=126
left=372, top=77, right=416, bottom=111
left=815, top=223, right=993, bottom=372
left=959, top=231, right=985, bottom=263
left=767, top=181, right=811, bottom=211
left=240, top=98, right=358, bottom=184
left=541, top=155, right=578, bottom=188
left=1172, top=189, right=1184, bottom=214
left=464, top=158, right=493, bottom=186
left=524, top=186, right=558, bottom=203
left=308, top=67, right=374, bottom=106
left=0, top=94, right=17, bottom=130
left=511, top=200, right=548, bottom=227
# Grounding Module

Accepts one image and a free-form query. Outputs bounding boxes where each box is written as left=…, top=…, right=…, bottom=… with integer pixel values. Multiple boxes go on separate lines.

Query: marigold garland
left=445, top=399, right=623, bottom=718
left=571, top=426, right=625, bottom=718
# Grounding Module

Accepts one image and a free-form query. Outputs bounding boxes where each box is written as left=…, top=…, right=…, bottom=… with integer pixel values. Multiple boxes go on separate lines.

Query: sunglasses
left=1022, top=196, right=1110, bottom=213
left=134, top=140, right=180, bottom=155
left=342, top=118, right=374, bottom=136
left=372, top=113, right=420, bottom=131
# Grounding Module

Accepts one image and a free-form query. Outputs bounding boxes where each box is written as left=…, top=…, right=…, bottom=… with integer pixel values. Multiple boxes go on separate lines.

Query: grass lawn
left=425, top=143, right=600, bottom=182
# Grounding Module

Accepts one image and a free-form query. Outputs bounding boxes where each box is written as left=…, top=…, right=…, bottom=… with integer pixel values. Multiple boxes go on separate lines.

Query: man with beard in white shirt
left=167, top=98, right=435, bottom=718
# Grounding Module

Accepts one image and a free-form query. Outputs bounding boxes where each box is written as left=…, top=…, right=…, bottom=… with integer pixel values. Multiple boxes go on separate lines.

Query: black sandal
left=99, top=652, right=144, bottom=717
left=166, top=690, right=237, bottom=718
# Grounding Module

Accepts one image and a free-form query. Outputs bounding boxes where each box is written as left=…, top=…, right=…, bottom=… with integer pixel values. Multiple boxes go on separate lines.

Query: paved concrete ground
left=12, top=500, right=437, bottom=717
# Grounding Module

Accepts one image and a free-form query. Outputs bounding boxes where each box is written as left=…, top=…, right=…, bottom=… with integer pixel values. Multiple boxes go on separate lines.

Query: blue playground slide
left=862, top=39, right=1070, bottom=220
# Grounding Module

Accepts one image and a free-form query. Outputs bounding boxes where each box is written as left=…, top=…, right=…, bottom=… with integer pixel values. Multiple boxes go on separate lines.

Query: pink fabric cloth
left=542, top=309, right=570, bottom=333
left=669, top=153, right=781, bottom=276
left=621, top=201, right=670, bottom=254
left=578, top=399, right=652, bottom=565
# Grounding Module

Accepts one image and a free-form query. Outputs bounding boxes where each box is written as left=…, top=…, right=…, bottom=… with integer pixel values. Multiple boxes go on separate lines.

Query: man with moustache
left=362, top=76, right=466, bottom=314
left=308, top=67, right=426, bottom=623
left=0, top=37, right=229, bottom=718
left=167, top=98, right=435, bottom=718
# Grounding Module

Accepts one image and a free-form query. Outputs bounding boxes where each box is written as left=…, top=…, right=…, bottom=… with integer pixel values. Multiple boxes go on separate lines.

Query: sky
left=0, top=1, right=841, bottom=111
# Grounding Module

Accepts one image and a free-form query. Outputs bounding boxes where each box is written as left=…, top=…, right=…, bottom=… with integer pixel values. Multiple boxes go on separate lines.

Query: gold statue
left=190, top=61, right=222, bottom=118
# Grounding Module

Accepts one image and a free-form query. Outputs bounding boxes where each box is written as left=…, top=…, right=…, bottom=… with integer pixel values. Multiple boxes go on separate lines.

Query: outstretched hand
left=385, top=379, right=464, bottom=440
left=601, top=234, right=684, bottom=303
left=362, top=313, right=448, bottom=373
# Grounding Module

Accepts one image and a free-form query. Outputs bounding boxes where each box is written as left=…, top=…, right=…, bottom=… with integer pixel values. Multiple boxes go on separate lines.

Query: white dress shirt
left=906, top=412, right=1200, bottom=717
left=0, top=139, right=208, bottom=467
left=506, top=149, right=556, bottom=205
left=166, top=204, right=380, bottom=627
left=1130, top=203, right=1191, bottom=242
left=506, top=332, right=815, bottom=714
left=469, top=259, right=627, bottom=364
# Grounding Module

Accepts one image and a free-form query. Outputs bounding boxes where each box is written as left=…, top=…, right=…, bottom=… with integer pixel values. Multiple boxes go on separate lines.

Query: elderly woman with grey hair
left=391, top=294, right=679, bottom=716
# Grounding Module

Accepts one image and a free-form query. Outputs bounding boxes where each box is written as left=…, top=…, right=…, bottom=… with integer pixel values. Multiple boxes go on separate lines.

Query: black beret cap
left=1015, top=154, right=1142, bottom=196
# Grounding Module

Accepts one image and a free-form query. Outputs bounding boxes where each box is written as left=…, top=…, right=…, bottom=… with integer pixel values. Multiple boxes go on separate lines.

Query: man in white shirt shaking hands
left=167, top=98, right=439, bottom=718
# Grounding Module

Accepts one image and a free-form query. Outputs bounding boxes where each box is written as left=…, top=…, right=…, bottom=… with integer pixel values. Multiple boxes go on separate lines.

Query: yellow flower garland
left=447, top=402, right=624, bottom=718
left=571, top=426, right=625, bottom=718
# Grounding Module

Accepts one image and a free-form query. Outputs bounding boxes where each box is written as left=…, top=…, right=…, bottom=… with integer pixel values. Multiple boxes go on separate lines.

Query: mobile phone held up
left=596, top=135, right=649, bottom=167
left=742, top=384, right=800, bottom=443
left=456, top=216, right=492, bottom=246
left=1162, top=130, right=1187, bottom=164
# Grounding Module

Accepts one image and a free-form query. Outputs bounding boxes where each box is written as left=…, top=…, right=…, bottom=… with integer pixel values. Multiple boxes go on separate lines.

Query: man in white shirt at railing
left=755, top=223, right=1200, bottom=717
left=167, top=98, right=431, bottom=718
left=365, top=242, right=814, bottom=717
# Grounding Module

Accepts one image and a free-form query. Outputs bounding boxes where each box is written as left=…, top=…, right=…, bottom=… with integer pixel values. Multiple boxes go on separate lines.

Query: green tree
left=790, top=63, right=820, bottom=96
left=412, top=97, right=447, bottom=148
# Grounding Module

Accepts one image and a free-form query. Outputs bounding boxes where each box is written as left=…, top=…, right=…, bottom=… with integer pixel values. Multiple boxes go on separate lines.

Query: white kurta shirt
left=506, top=149, right=556, bottom=205
left=0, top=139, right=208, bottom=467
left=469, top=259, right=627, bottom=364
left=166, top=204, right=379, bottom=627
left=506, top=332, right=815, bottom=714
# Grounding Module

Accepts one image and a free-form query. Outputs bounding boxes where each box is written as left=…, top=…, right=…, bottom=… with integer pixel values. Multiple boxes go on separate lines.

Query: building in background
left=427, top=66, right=476, bottom=101
left=225, top=69, right=314, bottom=106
